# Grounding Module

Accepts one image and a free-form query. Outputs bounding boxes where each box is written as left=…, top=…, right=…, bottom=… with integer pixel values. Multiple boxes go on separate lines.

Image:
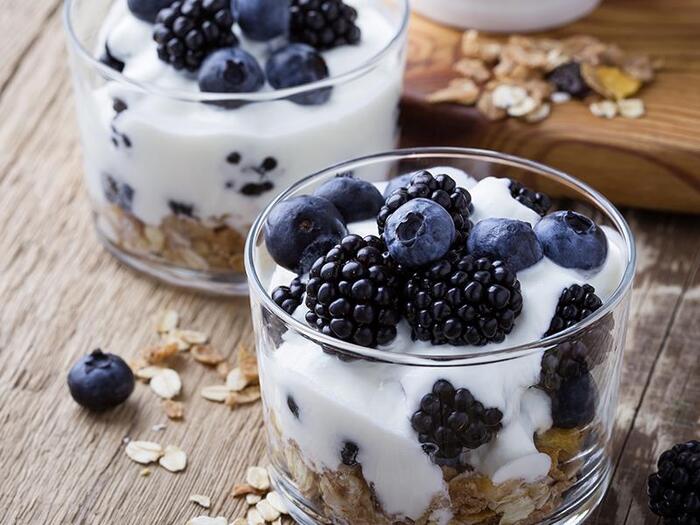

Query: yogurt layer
left=261, top=173, right=628, bottom=521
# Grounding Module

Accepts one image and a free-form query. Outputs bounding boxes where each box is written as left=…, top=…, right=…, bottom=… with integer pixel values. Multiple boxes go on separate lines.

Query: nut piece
left=226, top=368, right=249, bottom=392
left=201, top=385, right=232, bottom=402
left=246, top=508, right=265, bottom=525
left=188, top=517, right=227, bottom=525
left=191, top=344, right=224, bottom=365
left=225, top=386, right=261, bottom=408
left=150, top=369, right=182, bottom=399
left=246, top=466, right=270, bottom=491
left=163, top=399, right=184, bottom=420
left=189, top=494, right=211, bottom=508
left=265, top=492, right=287, bottom=514
left=256, top=499, right=280, bottom=522
left=125, top=441, right=163, bottom=464
left=231, top=483, right=258, bottom=497
left=617, top=98, right=645, bottom=119
left=427, top=78, right=479, bottom=105
left=159, top=444, right=187, bottom=472
left=157, top=310, right=179, bottom=333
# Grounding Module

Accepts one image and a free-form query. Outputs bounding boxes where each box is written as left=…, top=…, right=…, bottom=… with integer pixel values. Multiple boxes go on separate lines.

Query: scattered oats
left=246, top=508, right=265, bottom=525
left=216, top=361, right=232, bottom=378
left=507, top=96, right=538, bottom=117
left=152, top=423, right=167, bottom=432
left=141, top=343, right=179, bottom=365
left=231, top=483, right=258, bottom=497
left=157, top=309, right=179, bottom=333
left=427, top=78, right=479, bottom=105
left=150, top=369, right=182, bottom=399
left=176, top=329, right=209, bottom=345
left=246, top=494, right=262, bottom=505
left=477, top=91, right=507, bottom=120
left=265, top=492, right=287, bottom=514
left=453, top=58, right=491, bottom=83
left=201, top=384, right=231, bottom=402
left=226, top=368, right=248, bottom=392
left=192, top=344, right=225, bottom=365
left=189, top=494, right=211, bottom=508
left=225, top=386, right=261, bottom=408
left=159, top=444, right=187, bottom=472
left=125, top=440, right=163, bottom=464
left=162, top=332, right=190, bottom=351
left=129, top=357, right=149, bottom=377
left=140, top=468, right=151, bottom=477
left=589, top=100, right=618, bottom=119
left=188, top=517, right=227, bottom=525
left=135, top=365, right=167, bottom=381
left=237, top=342, right=259, bottom=384
left=617, top=98, right=645, bottom=119
left=492, top=84, right=528, bottom=109
left=524, top=102, right=551, bottom=123
left=163, top=399, right=184, bottom=420
left=246, top=466, right=270, bottom=491
left=550, top=91, right=572, bottom=104
left=231, top=519, right=247, bottom=525
left=256, top=499, right=280, bottom=522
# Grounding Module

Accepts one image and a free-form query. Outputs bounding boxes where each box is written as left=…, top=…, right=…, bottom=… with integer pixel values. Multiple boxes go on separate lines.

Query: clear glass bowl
left=245, top=148, right=636, bottom=525
left=63, top=0, right=409, bottom=295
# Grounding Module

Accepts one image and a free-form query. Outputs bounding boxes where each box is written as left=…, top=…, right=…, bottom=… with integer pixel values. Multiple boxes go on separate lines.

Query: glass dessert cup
left=63, top=0, right=409, bottom=295
left=245, top=148, right=636, bottom=525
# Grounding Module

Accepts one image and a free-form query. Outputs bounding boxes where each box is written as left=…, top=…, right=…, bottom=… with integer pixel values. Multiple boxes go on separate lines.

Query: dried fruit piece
left=246, top=466, right=271, bottom=491
left=125, top=440, right=163, bottom=464
left=189, top=494, right=211, bottom=508
left=159, top=444, right=187, bottom=472
left=191, top=344, right=224, bottom=365
left=150, top=369, right=182, bottom=399
left=596, top=66, right=642, bottom=100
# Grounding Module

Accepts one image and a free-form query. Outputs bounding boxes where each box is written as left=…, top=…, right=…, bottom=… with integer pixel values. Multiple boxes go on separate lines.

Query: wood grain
left=402, top=0, right=700, bottom=214
left=0, top=2, right=698, bottom=524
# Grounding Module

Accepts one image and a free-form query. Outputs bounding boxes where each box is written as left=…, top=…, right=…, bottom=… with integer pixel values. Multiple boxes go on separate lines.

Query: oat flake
left=150, top=369, right=182, bottom=399
left=188, top=517, right=227, bottom=525
left=159, top=444, right=187, bottom=472
left=189, top=494, right=211, bottom=508
left=255, top=499, right=280, bottom=522
left=246, top=508, right=265, bottom=525
left=226, top=368, right=248, bottom=391
left=590, top=100, right=618, bottom=119
left=618, top=98, right=645, bottom=118
left=246, top=466, right=270, bottom=491
left=157, top=310, right=179, bottom=333
left=125, top=440, right=163, bottom=464
left=246, top=493, right=262, bottom=505
left=265, top=492, right=287, bottom=514
left=201, top=385, right=231, bottom=402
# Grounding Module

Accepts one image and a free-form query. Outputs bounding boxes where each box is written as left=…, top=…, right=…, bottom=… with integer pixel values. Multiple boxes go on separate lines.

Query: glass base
left=96, top=226, right=249, bottom=296
left=269, top=461, right=612, bottom=525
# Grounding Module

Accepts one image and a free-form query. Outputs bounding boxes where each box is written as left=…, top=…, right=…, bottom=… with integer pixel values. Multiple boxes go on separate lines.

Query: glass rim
left=245, top=147, right=637, bottom=367
left=62, top=0, right=410, bottom=104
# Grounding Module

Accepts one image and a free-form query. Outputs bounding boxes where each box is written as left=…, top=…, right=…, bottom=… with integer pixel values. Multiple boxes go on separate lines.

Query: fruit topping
left=648, top=440, right=700, bottom=525
left=290, top=0, right=361, bottom=50
left=128, top=0, right=175, bottom=22
left=547, top=62, right=590, bottom=99
left=237, top=0, right=290, bottom=41
left=198, top=48, right=265, bottom=95
left=67, top=349, right=135, bottom=411
left=377, top=170, right=472, bottom=248
left=264, top=195, right=348, bottom=274
left=102, top=174, right=135, bottom=211
left=313, top=173, right=384, bottom=223
left=153, top=0, right=237, bottom=72
left=508, top=179, right=552, bottom=217
left=304, top=234, right=401, bottom=347
left=383, top=198, right=455, bottom=268
left=383, top=173, right=414, bottom=198
left=287, top=394, right=300, bottom=418
left=99, top=44, right=125, bottom=72
left=265, top=44, right=331, bottom=105
left=340, top=441, right=360, bottom=466
left=403, top=252, right=523, bottom=346
left=168, top=200, right=195, bottom=217
left=272, top=277, right=306, bottom=315
left=411, top=379, right=503, bottom=466
left=538, top=341, right=597, bottom=428
left=545, top=284, right=603, bottom=337
left=467, top=218, right=543, bottom=272
left=534, top=211, right=608, bottom=271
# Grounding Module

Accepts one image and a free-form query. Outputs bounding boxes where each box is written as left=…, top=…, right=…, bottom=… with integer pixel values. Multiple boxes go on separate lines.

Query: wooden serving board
left=400, top=0, right=700, bottom=214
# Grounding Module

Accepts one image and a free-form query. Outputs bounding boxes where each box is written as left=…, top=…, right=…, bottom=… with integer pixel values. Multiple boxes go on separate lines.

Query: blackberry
left=508, top=179, right=552, bottom=217
left=377, top=170, right=472, bottom=248
left=403, top=252, right=523, bottom=346
left=272, top=277, right=306, bottom=315
left=304, top=234, right=401, bottom=348
left=153, top=0, right=237, bottom=72
left=411, top=379, right=503, bottom=466
left=545, top=284, right=603, bottom=337
left=290, top=0, right=361, bottom=51
left=648, top=440, right=700, bottom=524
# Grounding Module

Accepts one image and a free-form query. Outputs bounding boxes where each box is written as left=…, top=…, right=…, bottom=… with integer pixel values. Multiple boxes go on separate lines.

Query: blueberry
left=313, top=174, right=384, bottom=223
left=264, top=195, right=347, bottom=274
left=102, top=174, right=134, bottom=211
left=266, top=44, right=331, bottom=105
left=383, top=198, right=455, bottom=268
left=127, top=0, right=174, bottom=22
left=198, top=48, right=265, bottom=95
left=67, top=349, right=135, bottom=411
left=383, top=173, right=414, bottom=198
left=467, top=218, right=543, bottom=272
left=547, top=62, right=590, bottom=99
left=534, top=211, right=608, bottom=271
left=235, top=0, right=290, bottom=41
left=550, top=372, right=597, bottom=428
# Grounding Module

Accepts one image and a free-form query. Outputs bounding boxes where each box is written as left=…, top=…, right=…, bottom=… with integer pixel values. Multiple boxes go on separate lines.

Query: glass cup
left=245, top=148, right=636, bottom=525
left=63, top=0, right=409, bottom=295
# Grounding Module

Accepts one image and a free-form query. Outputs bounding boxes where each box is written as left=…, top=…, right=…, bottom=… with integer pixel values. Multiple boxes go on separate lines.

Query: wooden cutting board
left=400, top=0, right=700, bottom=214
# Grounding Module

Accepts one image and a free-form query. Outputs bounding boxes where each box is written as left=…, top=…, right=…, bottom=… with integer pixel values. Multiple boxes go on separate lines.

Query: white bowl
left=412, top=0, right=602, bottom=33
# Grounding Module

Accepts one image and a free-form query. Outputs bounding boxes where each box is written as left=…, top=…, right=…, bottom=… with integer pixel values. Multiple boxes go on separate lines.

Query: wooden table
left=0, top=2, right=698, bottom=524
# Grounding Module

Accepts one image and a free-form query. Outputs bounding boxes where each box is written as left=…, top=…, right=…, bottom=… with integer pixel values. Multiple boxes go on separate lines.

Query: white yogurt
left=75, top=0, right=405, bottom=234
left=261, top=173, right=627, bottom=521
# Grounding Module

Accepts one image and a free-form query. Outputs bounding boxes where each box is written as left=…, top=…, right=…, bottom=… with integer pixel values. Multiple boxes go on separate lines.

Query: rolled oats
left=162, top=332, right=190, bottom=351
left=507, top=97, right=538, bottom=117
left=188, top=517, right=228, bottom=525
left=524, top=103, right=551, bottom=123
left=246, top=466, right=270, bottom=491
left=141, top=343, right=179, bottom=365
left=226, top=368, right=249, bottom=391
left=134, top=364, right=167, bottom=381
left=125, top=440, right=163, bottom=464
left=156, top=310, right=179, bottom=333
left=159, top=444, right=187, bottom=472
left=265, top=492, right=287, bottom=514
left=246, top=508, right=265, bottom=525
left=246, top=494, right=262, bottom=505
left=225, top=386, right=261, bottom=408
left=237, top=342, right=259, bottom=384
left=150, top=368, right=182, bottom=399
left=176, top=329, right=209, bottom=345
left=590, top=100, right=618, bottom=119
left=256, top=499, right=280, bottom=522
left=618, top=98, right=645, bottom=119
left=192, top=344, right=225, bottom=365
left=550, top=92, right=571, bottom=104
left=152, top=423, right=167, bottom=432
left=201, top=385, right=232, bottom=402
left=216, top=361, right=232, bottom=378
left=492, top=85, right=528, bottom=109
left=163, top=399, right=184, bottom=420
left=189, top=494, right=212, bottom=508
